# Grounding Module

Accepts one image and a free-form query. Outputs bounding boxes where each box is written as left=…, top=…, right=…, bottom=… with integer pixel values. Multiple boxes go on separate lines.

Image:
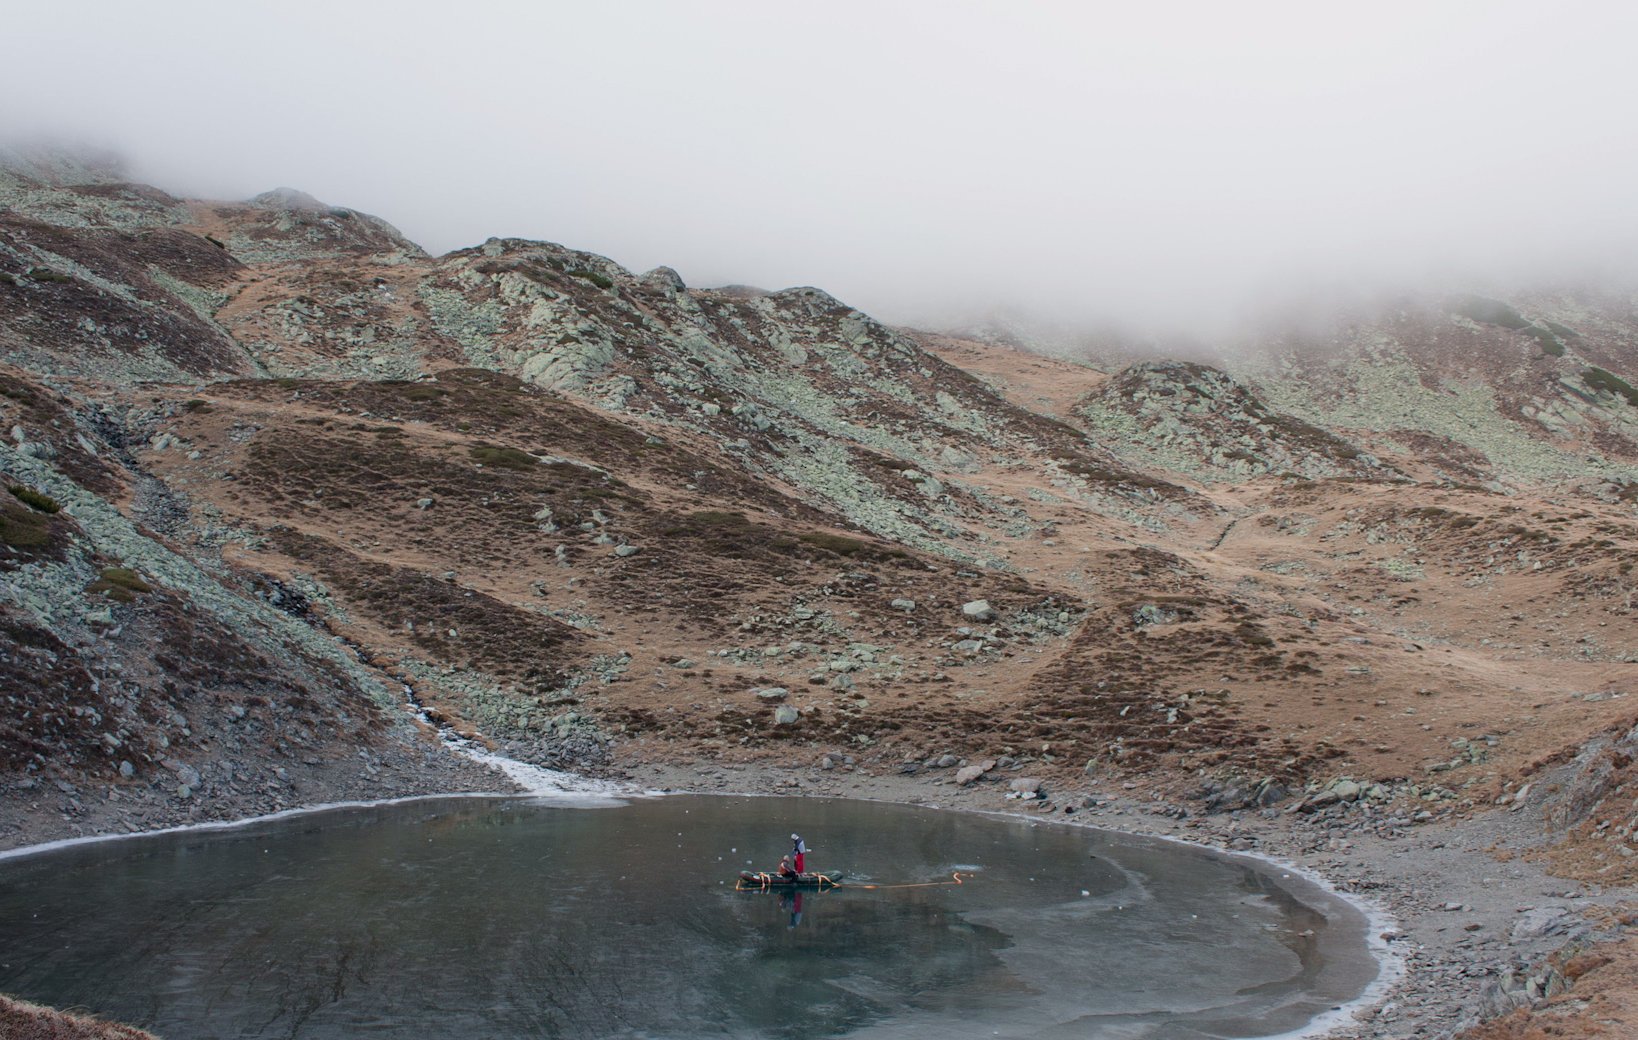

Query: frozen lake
left=0, top=794, right=1378, bottom=1038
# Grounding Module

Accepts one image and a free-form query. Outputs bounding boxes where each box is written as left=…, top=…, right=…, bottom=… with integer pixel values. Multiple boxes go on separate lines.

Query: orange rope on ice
left=853, top=871, right=972, bottom=890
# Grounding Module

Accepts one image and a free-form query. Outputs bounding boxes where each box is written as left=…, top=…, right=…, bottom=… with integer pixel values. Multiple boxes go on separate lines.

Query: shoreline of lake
left=1, top=751, right=1628, bottom=1040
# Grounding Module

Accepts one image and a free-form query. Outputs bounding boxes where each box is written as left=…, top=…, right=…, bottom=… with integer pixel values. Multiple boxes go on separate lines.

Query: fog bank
left=6, top=2, right=1636, bottom=333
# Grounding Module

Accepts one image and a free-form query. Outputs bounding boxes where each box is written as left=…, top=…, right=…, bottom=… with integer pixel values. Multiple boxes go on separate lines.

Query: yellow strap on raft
left=735, top=871, right=842, bottom=891
left=735, top=871, right=964, bottom=891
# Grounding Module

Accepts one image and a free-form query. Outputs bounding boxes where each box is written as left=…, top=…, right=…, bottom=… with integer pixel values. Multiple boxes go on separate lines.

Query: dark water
left=0, top=795, right=1377, bottom=1039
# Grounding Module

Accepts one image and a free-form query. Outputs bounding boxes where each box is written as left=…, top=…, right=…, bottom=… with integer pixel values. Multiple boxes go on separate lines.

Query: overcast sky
left=6, top=1, right=1637, bottom=331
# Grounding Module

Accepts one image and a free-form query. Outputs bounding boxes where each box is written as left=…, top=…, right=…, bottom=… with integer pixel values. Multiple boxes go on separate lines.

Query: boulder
left=1331, top=779, right=1362, bottom=802
left=754, top=687, right=789, bottom=700
left=772, top=705, right=800, bottom=726
left=890, top=598, right=916, bottom=612
left=1253, top=781, right=1289, bottom=807
left=163, top=759, right=200, bottom=789
left=1299, top=790, right=1341, bottom=812
left=1205, top=787, right=1243, bottom=813
left=962, top=600, right=997, bottom=621
left=1512, top=908, right=1569, bottom=940
left=1010, top=777, right=1042, bottom=795
left=614, top=544, right=640, bottom=557
left=955, top=765, right=986, bottom=786
left=935, top=754, right=960, bottom=768
left=641, top=265, right=685, bottom=291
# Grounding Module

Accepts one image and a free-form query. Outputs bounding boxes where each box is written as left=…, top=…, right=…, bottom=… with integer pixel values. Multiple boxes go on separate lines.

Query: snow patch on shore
left=456, top=747, right=634, bottom=807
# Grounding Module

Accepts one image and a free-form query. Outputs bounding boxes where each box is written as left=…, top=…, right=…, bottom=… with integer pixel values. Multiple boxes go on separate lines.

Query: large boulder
left=962, top=600, right=997, bottom=621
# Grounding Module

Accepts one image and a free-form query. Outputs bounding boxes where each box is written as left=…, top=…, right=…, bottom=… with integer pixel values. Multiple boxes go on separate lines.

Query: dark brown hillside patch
left=0, top=220, right=246, bottom=377
left=0, top=578, right=389, bottom=784
left=0, top=370, right=125, bottom=496
left=261, top=529, right=584, bottom=689
left=220, top=374, right=827, bottom=518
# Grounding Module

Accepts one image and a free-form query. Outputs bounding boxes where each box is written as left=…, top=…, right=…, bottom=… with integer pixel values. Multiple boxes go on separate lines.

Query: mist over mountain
left=7, top=3, right=1637, bottom=334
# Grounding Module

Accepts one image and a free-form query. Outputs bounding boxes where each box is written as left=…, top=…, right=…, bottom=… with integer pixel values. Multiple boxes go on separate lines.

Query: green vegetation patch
left=25, top=267, right=72, bottom=284
left=797, top=531, right=867, bottom=556
left=87, top=567, right=152, bottom=603
left=397, top=383, right=447, bottom=401
left=0, top=503, right=51, bottom=547
left=568, top=268, right=614, bottom=290
left=8, top=485, right=60, bottom=513
left=468, top=444, right=539, bottom=471
left=1450, top=295, right=1530, bottom=329
left=1585, top=368, right=1638, bottom=408
left=1542, top=320, right=1581, bottom=341
left=1522, top=326, right=1564, bottom=356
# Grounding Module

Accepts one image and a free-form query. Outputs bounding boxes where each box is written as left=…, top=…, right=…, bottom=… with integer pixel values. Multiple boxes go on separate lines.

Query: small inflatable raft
left=737, top=870, right=843, bottom=888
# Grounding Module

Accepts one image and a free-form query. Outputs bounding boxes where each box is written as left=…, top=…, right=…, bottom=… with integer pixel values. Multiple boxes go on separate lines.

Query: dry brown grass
left=0, top=995, right=158, bottom=1039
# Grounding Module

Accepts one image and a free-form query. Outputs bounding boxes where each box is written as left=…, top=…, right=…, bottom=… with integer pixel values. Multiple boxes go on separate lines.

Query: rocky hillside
left=4, top=153, right=1638, bottom=908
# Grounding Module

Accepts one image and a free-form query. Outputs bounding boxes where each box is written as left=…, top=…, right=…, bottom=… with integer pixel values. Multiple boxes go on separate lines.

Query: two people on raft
left=777, top=834, right=808, bottom=878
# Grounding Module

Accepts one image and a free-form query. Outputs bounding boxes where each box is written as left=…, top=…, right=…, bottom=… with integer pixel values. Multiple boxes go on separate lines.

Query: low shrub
left=1235, top=621, right=1275, bottom=645
left=1451, top=294, right=1530, bottom=329
left=568, top=268, right=614, bottom=290
left=798, top=531, right=866, bottom=556
left=1521, top=326, right=1564, bottom=356
left=469, top=445, right=538, bottom=471
left=88, top=567, right=153, bottom=602
left=8, top=485, right=60, bottom=512
left=0, top=503, right=50, bottom=547
left=1585, top=368, right=1638, bottom=407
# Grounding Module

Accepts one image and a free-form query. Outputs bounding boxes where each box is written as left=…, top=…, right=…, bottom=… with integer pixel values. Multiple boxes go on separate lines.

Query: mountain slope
left=2, top=157, right=1637, bottom=905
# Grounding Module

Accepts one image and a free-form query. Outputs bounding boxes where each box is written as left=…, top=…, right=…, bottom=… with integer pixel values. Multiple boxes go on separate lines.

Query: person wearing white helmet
left=790, top=833, right=807, bottom=874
